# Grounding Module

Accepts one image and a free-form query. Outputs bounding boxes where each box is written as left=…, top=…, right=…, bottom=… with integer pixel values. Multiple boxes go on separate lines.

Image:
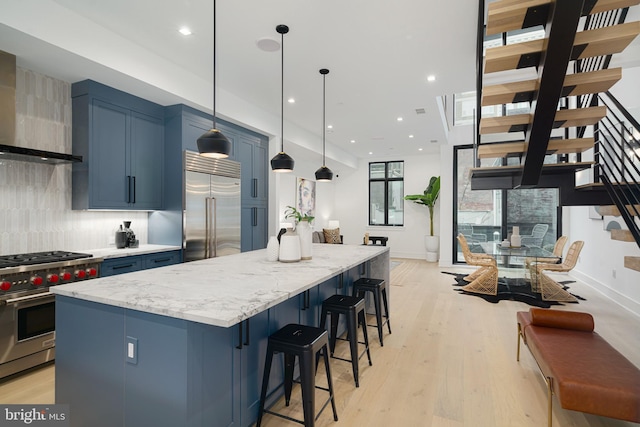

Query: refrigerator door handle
left=205, top=197, right=214, bottom=258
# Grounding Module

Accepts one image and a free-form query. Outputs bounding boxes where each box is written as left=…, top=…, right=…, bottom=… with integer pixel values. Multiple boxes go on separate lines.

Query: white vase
left=279, top=229, right=301, bottom=263
left=511, top=226, right=521, bottom=247
left=297, top=221, right=313, bottom=260
left=266, top=236, right=279, bottom=261
left=424, top=235, right=439, bottom=262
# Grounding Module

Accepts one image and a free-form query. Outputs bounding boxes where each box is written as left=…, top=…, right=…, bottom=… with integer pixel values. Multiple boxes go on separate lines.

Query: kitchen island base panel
left=54, top=248, right=389, bottom=427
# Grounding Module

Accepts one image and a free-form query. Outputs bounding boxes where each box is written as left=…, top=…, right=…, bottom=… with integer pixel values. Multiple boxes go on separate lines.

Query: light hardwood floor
left=1, top=259, right=639, bottom=426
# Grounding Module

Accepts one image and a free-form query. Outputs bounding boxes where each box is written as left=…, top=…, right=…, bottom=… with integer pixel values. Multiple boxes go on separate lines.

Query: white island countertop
left=84, top=244, right=182, bottom=260
left=52, top=244, right=389, bottom=328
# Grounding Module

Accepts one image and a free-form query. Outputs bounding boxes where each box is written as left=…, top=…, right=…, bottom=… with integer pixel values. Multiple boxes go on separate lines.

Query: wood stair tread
left=470, top=161, right=594, bottom=177
left=624, top=256, right=640, bottom=271
left=595, top=204, right=640, bottom=216
left=482, top=68, right=622, bottom=106
left=484, top=21, right=640, bottom=73
left=480, top=106, right=607, bottom=134
left=486, top=0, right=640, bottom=35
left=477, top=138, right=595, bottom=158
left=612, top=229, right=635, bottom=242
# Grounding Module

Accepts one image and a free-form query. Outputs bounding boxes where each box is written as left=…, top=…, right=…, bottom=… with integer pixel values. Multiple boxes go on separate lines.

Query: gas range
left=0, top=250, right=104, bottom=300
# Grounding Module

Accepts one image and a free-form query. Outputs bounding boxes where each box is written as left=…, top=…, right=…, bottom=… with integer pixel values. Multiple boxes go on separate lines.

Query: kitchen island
left=52, top=244, right=390, bottom=427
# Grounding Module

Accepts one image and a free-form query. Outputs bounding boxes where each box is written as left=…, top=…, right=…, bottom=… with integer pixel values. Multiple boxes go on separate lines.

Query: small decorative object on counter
left=279, top=228, right=301, bottom=262
left=284, top=206, right=313, bottom=260
left=511, top=226, right=521, bottom=248
left=115, top=225, right=127, bottom=249
left=266, top=236, right=280, bottom=262
left=501, top=239, right=511, bottom=248
left=364, top=232, right=370, bottom=245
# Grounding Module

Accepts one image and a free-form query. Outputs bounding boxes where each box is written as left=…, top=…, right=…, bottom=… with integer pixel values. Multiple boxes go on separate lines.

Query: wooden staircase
left=595, top=205, right=640, bottom=271
left=472, top=0, right=640, bottom=193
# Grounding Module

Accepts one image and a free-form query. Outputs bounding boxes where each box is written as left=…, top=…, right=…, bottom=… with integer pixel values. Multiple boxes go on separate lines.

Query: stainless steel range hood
left=0, top=50, right=81, bottom=164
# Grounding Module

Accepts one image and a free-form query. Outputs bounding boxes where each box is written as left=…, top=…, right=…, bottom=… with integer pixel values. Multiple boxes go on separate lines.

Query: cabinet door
left=241, top=206, right=268, bottom=252
left=100, top=256, right=143, bottom=277
left=143, top=250, right=181, bottom=269
left=252, top=141, right=268, bottom=202
left=240, top=311, right=270, bottom=426
left=131, top=112, right=164, bottom=210
left=236, top=138, right=255, bottom=204
left=91, top=99, right=129, bottom=209
left=183, top=116, right=212, bottom=153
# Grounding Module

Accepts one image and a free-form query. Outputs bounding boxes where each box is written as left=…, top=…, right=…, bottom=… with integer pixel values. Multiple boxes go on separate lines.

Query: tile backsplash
left=0, top=67, right=148, bottom=255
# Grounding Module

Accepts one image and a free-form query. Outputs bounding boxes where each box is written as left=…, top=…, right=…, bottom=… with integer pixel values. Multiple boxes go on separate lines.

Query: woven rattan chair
left=533, top=240, right=584, bottom=298
left=526, top=235, right=568, bottom=283
left=457, top=234, right=499, bottom=295
left=539, top=271, right=578, bottom=302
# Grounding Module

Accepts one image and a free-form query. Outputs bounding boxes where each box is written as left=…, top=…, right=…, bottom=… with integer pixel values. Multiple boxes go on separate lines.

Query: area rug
left=443, top=272, right=585, bottom=308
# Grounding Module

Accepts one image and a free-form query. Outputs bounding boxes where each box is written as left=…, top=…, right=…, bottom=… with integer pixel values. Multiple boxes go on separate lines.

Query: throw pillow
left=323, top=228, right=341, bottom=244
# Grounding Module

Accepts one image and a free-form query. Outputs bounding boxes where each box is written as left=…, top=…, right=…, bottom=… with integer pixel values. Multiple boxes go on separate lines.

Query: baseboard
left=570, top=270, right=640, bottom=318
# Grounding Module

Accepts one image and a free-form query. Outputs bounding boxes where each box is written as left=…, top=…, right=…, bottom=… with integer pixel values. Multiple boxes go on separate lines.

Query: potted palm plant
left=404, top=176, right=440, bottom=262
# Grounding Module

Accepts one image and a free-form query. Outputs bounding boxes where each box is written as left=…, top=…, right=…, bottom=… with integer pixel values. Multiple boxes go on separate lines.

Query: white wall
left=331, top=153, right=441, bottom=258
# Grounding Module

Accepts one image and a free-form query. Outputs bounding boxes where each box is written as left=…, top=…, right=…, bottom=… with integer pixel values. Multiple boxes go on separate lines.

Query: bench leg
left=517, top=323, right=521, bottom=362
left=547, top=377, right=553, bottom=427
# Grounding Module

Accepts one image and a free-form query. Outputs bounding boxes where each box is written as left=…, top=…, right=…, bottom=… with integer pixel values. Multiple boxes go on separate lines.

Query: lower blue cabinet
left=101, top=250, right=181, bottom=277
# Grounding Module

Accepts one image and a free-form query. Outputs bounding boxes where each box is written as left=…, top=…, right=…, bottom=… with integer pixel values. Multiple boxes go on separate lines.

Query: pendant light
left=197, top=0, right=231, bottom=158
left=315, top=68, right=333, bottom=182
left=270, top=24, right=295, bottom=172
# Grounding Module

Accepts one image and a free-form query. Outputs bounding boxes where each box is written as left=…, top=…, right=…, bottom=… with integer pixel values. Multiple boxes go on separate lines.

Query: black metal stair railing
left=594, top=90, right=640, bottom=249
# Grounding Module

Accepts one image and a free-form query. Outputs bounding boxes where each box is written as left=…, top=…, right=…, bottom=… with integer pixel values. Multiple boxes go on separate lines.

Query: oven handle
left=4, top=291, right=54, bottom=305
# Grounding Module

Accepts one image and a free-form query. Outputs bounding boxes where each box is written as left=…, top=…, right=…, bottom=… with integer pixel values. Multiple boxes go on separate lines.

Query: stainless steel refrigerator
left=183, top=150, right=241, bottom=262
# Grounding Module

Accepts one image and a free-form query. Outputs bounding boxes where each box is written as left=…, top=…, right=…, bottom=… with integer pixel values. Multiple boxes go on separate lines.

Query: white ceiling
left=1, top=1, right=638, bottom=168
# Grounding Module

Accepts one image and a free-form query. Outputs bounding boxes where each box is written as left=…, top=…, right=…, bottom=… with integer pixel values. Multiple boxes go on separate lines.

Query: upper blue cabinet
left=71, top=80, right=165, bottom=210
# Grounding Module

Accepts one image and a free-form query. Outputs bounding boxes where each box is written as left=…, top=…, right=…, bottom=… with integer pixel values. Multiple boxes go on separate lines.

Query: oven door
left=0, top=291, right=56, bottom=365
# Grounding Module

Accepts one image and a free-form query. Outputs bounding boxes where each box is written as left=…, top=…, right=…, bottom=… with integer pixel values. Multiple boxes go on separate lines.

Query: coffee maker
left=115, top=221, right=139, bottom=248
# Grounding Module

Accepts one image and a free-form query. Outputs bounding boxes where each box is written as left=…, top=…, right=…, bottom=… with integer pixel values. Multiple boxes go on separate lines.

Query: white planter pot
left=266, top=236, right=279, bottom=261
left=297, top=221, right=313, bottom=260
left=424, top=235, right=439, bottom=262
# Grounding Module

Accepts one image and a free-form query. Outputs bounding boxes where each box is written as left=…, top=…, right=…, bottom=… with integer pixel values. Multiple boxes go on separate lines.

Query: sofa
left=516, top=308, right=640, bottom=426
left=312, top=230, right=343, bottom=244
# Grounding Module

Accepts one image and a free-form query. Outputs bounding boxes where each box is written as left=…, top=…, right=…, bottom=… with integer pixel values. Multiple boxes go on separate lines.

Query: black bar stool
left=352, top=277, right=391, bottom=346
left=257, top=323, right=338, bottom=427
left=319, top=294, right=372, bottom=387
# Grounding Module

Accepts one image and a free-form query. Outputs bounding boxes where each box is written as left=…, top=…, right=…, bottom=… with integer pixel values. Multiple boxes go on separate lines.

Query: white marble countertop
left=85, top=244, right=182, bottom=260
left=52, top=244, right=389, bottom=328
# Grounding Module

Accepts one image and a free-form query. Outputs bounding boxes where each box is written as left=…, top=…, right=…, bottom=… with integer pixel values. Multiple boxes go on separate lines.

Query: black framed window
left=369, top=161, right=404, bottom=226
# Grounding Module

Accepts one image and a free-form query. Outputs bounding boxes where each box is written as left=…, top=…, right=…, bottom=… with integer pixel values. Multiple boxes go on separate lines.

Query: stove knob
left=47, top=274, right=60, bottom=284
left=61, top=272, right=72, bottom=281
left=31, top=276, right=44, bottom=286
left=0, top=281, right=10, bottom=291
left=86, top=268, right=98, bottom=277
left=75, top=270, right=86, bottom=279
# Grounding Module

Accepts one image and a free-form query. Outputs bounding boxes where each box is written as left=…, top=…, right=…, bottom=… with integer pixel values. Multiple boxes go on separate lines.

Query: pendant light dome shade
left=197, top=0, right=230, bottom=159
left=315, top=68, right=333, bottom=182
left=271, top=151, right=295, bottom=172
left=197, top=129, right=231, bottom=159
left=270, top=24, right=294, bottom=173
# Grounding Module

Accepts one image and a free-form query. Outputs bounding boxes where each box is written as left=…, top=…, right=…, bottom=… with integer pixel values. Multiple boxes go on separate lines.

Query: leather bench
left=517, top=308, right=640, bottom=426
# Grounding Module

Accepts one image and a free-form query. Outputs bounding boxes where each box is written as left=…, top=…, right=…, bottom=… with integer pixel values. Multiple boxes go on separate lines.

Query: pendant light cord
left=280, top=30, right=284, bottom=152
left=322, top=73, right=326, bottom=166
left=212, top=0, right=217, bottom=129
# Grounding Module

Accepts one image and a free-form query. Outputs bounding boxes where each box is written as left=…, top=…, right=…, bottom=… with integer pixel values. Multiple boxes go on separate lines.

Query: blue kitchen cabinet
left=241, top=206, right=267, bottom=253
left=71, top=80, right=164, bottom=210
left=101, top=250, right=181, bottom=277
left=151, top=105, right=268, bottom=252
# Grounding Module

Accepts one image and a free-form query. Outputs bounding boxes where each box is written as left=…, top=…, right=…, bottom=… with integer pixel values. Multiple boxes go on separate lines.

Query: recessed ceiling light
left=178, top=27, right=192, bottom=36
left=409, top=134, right=414, bottom=138
left=350, top=140, right=356, bottom=143
left=327, top=125, right=333, bottom=129
left=288, top=98, right=295, bottom=103
left=369, top=152, right=373, bottom=155
left=256, top=37, right=281, bottom=52
left=427, top=75, right=436, bottom=82
left=418, top=148, right=423, bottom=151
left=397, top=117, right=403, bottom=122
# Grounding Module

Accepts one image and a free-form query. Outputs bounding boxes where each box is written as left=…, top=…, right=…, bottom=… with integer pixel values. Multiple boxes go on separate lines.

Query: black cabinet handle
left=252, top=178, right=258, bottom=198
left=300, top=289, right=310, bottom=310
left=153, top=258, right=171, bottom=263
left=113, top=263, right=134, bottom=270
left=236, top=321, right=243, bottom=349
left=132, top=176, right=136, bottom=204
left=236, top=319, right=250, bottom=349
left=252, top=207, right=258, bottom=226
left=126, top=176, right=131, bottom=203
